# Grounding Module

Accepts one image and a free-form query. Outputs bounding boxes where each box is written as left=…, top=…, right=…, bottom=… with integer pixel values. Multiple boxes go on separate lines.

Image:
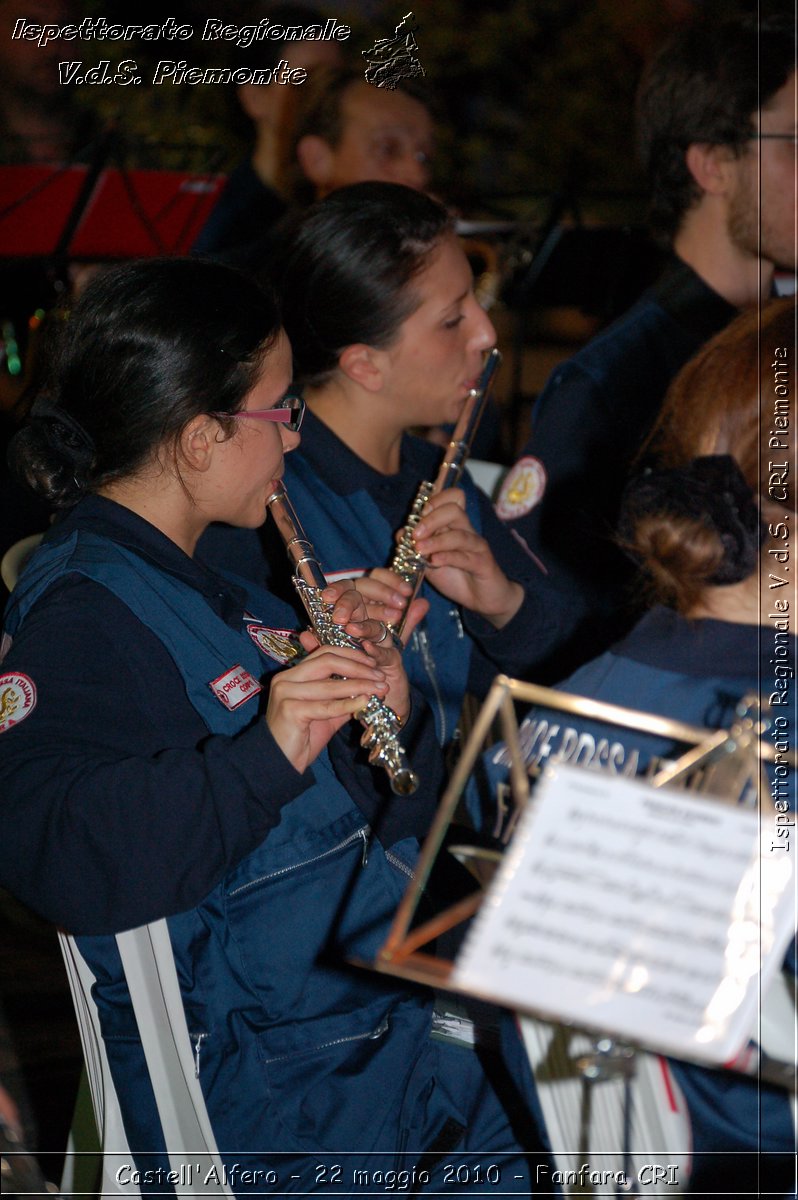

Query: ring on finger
left=373, top=621, right=390, bottom=644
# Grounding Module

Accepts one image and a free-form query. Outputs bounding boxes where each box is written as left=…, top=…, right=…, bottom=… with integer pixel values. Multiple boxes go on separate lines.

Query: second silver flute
left=267, top=480, right=419, bottom=796
left=389, top=347, right=501, bottom=638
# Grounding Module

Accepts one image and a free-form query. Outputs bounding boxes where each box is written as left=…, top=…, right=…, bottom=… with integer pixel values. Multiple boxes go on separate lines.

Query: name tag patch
left=246, top=624, right=305, bottom=665
left=0, top=672, right=37, bottom=732
left=209, top=665, right=262, bottom=710
left=324, top=568, right=367, bottom=584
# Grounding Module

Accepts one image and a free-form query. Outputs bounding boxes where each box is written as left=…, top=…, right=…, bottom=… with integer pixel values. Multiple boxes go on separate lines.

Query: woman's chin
left=230, top=507, right=270, bottom=530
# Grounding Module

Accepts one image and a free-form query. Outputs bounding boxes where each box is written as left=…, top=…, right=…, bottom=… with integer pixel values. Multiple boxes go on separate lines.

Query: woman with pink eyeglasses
left=0, top=257, right=551, bottom=1194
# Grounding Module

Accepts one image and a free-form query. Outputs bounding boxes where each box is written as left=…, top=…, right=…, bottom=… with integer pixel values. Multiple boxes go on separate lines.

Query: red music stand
left=0, top=164, right=226, bottom=259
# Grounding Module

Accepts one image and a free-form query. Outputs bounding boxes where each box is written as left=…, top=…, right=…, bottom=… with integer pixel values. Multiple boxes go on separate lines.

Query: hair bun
left=620, top=454, right=762, bottom=585
left=28, top=397, right=96, bottom=475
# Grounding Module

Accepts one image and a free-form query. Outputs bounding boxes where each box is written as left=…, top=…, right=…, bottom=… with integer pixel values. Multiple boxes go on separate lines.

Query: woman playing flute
left=0, top=258, right=551, bottom=1193
left=199, top=182, right=561, bottom=749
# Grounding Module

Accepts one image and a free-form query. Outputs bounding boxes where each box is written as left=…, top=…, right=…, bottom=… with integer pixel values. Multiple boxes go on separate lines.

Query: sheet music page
left=452, top=764, right=796, bottom=1063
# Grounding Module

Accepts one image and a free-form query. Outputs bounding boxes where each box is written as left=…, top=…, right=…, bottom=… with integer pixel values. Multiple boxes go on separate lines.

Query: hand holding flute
left=267, top=481, right=420, bottom=794
left=407, top=489, right=525, bottom=627
left=357, top=348, right=523, bottom=632
left=264, top=581, right=409, bottom=778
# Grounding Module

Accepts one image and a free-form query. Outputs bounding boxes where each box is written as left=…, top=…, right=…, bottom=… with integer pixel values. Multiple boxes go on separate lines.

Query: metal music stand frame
left=373, top=677, right=794, bottom=1194
left=375, top=674, right=787, bottom=990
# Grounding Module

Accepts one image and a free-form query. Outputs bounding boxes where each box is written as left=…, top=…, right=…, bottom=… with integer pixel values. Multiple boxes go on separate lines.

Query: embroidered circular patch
left=247, top=624, right=305, bottom=664
left=495, top=456, right=547, bottom=520
left=0, top=673, right=37, bottom=732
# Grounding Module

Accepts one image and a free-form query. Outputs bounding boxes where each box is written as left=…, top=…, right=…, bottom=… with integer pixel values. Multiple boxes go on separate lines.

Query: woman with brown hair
left=478, top=296, right=797, bottom=1195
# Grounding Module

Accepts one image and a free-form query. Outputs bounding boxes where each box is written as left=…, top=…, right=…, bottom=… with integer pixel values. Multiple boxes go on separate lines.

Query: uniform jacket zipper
left=229, top=827, right=370, bottom=896
left=412, top=627, right=447, bottom=744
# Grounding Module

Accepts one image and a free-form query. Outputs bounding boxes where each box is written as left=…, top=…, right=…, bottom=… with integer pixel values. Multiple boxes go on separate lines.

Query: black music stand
left=496, top=190, right=663, bottom=458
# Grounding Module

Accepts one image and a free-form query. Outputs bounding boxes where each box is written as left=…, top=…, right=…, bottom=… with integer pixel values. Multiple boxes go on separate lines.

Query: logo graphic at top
left=362, top=12, right=425, bottom=89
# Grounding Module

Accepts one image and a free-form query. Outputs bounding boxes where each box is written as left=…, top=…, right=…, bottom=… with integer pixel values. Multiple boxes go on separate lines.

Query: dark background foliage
left=72, top=0, right=757, bottom=222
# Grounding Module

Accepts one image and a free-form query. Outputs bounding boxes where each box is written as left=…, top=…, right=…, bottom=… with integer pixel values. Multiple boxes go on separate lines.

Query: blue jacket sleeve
left=508, top=361, right=627, bottom=609
left=494, top=359, right=652, bottom=678
left=460, top=478, right=563, bottom=692
left=0, top=577, right=310, bottom=935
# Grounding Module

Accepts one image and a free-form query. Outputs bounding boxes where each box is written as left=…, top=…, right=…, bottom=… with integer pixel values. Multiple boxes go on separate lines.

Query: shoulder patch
left=495, top=456, right=547, bottom=520
left=246, top=623, right=305, bottom=665
left=0, top=673, right=37, bottom=732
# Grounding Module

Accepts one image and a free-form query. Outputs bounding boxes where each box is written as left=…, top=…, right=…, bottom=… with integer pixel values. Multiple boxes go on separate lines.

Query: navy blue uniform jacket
left=0, top=496, right=553, bottom=1191
left=199, top=411, right=562, bottom=744
left=495, top=260, right=736, bottom=678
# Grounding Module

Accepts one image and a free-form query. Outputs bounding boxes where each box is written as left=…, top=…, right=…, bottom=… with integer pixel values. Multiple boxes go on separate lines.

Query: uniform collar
left=652, top=256, right=738, bottom=343
left=297, top=407, right=442, bottom=497
left=52, top=495, right=250, bottom=623
left=616, top=604, right=779, bottom=680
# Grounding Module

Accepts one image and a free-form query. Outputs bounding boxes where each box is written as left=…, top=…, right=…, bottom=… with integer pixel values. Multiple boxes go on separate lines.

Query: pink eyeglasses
left=216, top=393, right=305, bottom=432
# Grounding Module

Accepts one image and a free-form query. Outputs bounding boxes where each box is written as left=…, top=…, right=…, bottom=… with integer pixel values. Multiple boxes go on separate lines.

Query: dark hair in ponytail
left=9, top=258, right=281, bottom=507
left=278, top=181, right=453, bottom=386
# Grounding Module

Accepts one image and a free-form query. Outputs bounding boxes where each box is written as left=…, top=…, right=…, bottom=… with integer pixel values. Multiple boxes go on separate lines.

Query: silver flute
left=389, top=347, right=502, bottom=638
left=267, top=480, right=419, bottom=796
